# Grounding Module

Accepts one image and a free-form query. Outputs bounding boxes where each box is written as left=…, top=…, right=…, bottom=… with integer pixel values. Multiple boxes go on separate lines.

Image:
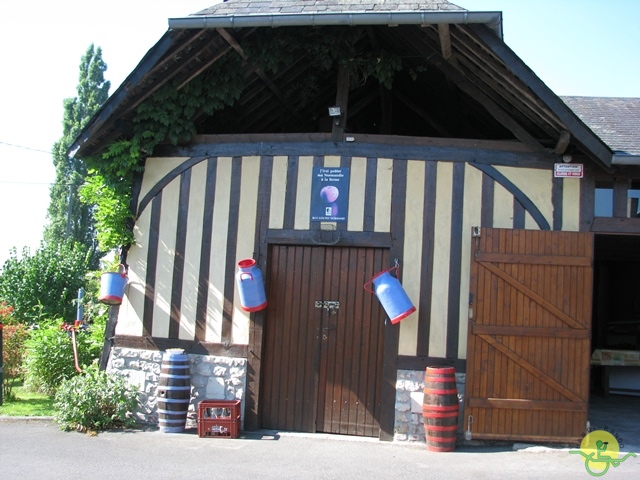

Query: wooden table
left=591, top=349, right=640, bottom=397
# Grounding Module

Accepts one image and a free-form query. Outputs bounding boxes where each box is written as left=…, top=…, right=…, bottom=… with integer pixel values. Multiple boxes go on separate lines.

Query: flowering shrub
left=2, top=323, right=28, bottom=400
left=0, top=301, right=15, bottom=324
left=22, top=318, right=105, bottom=395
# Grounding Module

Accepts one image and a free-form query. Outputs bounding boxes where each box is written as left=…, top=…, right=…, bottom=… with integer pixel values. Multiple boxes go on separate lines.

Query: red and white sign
left=554, top=163, right=583, bottom=178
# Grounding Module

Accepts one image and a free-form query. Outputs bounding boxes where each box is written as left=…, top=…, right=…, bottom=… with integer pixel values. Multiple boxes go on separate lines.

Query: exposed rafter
left=216, top=27, right=307, bottom=126
left=393, top=26, right=547, bottom=152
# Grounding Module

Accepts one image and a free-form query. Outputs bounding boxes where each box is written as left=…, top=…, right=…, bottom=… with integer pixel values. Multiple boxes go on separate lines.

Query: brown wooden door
left=464, top=228, right=593, bottom=444
left=260, top=245, right=387, bottom=436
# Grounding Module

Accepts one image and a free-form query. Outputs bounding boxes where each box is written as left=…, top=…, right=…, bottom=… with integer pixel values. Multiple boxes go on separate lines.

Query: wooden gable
left=70, top=1, right=613, bottom=171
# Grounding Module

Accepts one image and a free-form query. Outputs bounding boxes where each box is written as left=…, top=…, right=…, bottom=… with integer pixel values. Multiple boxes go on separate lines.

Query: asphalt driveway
left=1, top=420, right=639, bottom=480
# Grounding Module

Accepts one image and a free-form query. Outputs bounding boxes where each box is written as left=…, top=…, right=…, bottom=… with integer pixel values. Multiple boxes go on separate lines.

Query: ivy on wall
left=81, top=26, right=410, bottom=252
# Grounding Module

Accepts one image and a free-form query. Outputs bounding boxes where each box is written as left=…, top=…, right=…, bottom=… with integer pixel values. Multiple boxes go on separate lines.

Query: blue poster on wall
left=310, top=167, right=350, bottom=222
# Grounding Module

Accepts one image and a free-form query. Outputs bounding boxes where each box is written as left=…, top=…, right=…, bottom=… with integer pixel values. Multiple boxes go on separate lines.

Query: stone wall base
left=107, top=347, right=247, bottom=429
left=107, top=348, right=464, bottom=441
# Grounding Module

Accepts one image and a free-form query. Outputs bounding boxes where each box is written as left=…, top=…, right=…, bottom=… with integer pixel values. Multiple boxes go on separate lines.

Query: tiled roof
left=193, top=0, right=466, bottom=16
left=562, top=96, right=640, bottom=156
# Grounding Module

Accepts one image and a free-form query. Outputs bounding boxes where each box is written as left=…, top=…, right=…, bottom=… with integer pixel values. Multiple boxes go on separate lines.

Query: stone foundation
left=106, top=347, right=246, bottom=429
left=394, top=369, right=466, bottom=443
left=107, top=348, right=464, bottom=441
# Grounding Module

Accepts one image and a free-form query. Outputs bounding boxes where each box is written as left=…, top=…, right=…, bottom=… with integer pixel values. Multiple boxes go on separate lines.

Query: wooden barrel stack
left=422, top=366, right=459, bottom=452
left=157, top=349, right=191, bottom=433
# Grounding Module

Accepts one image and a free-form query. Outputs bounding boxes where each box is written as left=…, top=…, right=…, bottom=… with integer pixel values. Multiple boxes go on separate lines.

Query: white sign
left=554, top=163, right=583, bottom=178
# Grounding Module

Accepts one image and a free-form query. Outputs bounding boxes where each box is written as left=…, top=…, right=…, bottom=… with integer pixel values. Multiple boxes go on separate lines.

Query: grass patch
left=0, top=380, right=55, bottom=417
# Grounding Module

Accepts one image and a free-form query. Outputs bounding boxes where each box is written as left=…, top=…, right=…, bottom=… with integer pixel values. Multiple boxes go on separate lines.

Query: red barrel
left=422, top=366, right=459, bottom=452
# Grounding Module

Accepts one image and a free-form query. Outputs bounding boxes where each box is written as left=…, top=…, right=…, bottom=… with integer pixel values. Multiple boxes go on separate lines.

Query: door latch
left=315, top=300, right=340, bottom=315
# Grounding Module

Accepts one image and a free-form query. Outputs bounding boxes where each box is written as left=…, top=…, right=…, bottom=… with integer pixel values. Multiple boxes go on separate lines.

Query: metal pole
left=76, top=288, right=84, bottom=325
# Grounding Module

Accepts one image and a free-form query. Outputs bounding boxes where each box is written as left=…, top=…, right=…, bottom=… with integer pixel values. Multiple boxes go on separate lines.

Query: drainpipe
left=168, top=11, right=504, bottom=39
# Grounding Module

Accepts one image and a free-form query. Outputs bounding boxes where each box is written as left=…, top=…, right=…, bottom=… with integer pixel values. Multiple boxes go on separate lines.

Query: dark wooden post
left=331, top=63, right=350, bottom=143
left=98, top=306, right=119, bottom=370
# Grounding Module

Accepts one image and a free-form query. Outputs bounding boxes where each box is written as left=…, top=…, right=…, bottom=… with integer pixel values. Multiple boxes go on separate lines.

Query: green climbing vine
left=80, top=27, right=411, bottom=252
left=80, top=54, right=245, bottom=251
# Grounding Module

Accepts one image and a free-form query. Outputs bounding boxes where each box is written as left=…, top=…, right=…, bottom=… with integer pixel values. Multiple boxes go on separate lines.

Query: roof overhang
left=169, top=10, right=504, bottom=38
left=612, top=154, right=640, bottom=165
left=69, top=10, right=616, bottom=172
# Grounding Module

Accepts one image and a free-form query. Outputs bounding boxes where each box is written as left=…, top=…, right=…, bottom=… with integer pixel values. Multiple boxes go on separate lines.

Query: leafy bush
left=0, top=242, right=93, bottom=324
left=22, top=318, right=105, bottom=395
left=54, top=364, right=139, bottom=432
left=2, top=323, right=29, bottom=400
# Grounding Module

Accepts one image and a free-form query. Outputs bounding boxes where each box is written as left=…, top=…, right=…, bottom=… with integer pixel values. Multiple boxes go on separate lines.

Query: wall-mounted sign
left=310, top=167, right=350, bottom=222
left=554, top=163, right=584, bottom=178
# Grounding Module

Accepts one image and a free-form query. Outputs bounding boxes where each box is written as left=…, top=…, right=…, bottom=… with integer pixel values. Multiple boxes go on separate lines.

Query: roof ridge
left=192, top=0, right=468, bottom=17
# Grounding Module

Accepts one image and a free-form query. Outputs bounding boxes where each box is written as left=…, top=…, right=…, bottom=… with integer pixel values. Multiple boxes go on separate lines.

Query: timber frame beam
left=393, top=26, right=547, bottom=153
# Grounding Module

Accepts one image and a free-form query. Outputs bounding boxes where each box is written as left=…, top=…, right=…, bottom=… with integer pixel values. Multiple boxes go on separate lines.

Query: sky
left=0, top=0, right=639, bottom=265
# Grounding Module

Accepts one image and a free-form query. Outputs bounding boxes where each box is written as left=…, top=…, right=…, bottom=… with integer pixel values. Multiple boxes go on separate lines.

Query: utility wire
left=0, top=140, right=52, bottom=155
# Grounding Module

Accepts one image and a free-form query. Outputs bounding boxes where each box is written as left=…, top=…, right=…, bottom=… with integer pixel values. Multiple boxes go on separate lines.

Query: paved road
left=1, top=420, right=639, bottom=479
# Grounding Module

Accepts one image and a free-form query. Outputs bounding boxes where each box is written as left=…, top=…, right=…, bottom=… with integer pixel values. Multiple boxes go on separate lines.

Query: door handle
left=321, top=326, right=336, bottom=340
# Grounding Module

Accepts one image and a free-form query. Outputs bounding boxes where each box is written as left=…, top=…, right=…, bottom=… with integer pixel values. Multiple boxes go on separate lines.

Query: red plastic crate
left=197, top=400, right=241, bottom=438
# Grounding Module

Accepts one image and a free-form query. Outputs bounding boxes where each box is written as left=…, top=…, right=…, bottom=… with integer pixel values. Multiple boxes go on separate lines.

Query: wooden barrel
left=157, top=350, right=191, bottom=433
left=422, top=366, right=459, bottom=452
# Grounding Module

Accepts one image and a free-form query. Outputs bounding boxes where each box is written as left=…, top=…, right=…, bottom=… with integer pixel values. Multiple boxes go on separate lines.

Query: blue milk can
left=99, top=264, right=128, bottom=305
left=364, top=266, right=416, bottom=324
left=236, top=259, right=267, bottom=312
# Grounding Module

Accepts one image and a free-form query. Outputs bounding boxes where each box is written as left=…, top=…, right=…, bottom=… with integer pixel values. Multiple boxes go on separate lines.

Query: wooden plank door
left=464, top=228, right=593, bottom=444
left=260, top=245, right=387, bottom=436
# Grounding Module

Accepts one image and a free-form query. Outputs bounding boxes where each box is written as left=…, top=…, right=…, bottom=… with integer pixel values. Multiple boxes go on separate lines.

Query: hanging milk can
left=236, top=258, right=267, bottom=312
left=99, top=264, right=128, bottom=305
left=364, top=266, right=416, bottom=324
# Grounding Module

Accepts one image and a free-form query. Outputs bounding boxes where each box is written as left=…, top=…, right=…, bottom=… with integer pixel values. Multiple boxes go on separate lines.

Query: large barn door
left=260, top=245, right=387, bottom=436
left=464, top=228, right=593, bottom=444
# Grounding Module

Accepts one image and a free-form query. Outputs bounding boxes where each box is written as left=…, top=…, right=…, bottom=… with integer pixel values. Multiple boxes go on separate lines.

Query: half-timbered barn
left=72, top=1, right=640, bottom=444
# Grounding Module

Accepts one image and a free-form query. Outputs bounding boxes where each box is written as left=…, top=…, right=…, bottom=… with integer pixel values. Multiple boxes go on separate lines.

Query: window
left=628, top=180, right=640, bottom=218
left=594, top=180, right=613, bottom=217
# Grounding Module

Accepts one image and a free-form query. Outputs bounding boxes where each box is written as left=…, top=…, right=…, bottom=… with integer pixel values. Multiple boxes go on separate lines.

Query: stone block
left=225, top=377, right=243, bottom=386
left=206, top=377, right=225, bottom=398
left=122, top=348, right=140, bottom=358
left=196, top=361, right=214, bottom=376
left=396, top=391, right=410, bottom=403
left=396, top=412, right=410, bottom=423
left=410, top=391, right=424, bottom=414
left=191, top=374, right=207, bottom=388
left=213, top=366, right=227, bottom=377
left=111, top=358, right=125, bottom=369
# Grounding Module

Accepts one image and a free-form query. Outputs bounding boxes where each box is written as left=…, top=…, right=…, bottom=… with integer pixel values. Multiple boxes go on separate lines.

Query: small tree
left=0, top=242, right=92, bottom=325
left=45, top=44, right=110, bottom=267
